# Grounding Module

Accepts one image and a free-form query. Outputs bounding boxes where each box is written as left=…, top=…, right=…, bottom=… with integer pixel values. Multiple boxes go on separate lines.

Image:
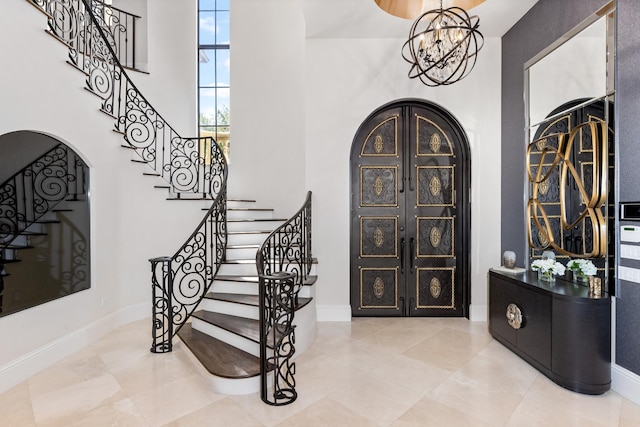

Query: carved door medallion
left=350, top=100, right=470, bottom=317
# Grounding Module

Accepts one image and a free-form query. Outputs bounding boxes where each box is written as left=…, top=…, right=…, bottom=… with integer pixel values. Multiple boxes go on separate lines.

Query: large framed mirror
left=524, top=2, right=615, bottom=293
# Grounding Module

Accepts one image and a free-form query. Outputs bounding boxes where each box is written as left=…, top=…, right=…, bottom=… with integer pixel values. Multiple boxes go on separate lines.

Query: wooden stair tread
left=205, top=292, right=312, bottom=310
left=227, top=244, right=260, bottom=249
left=193, top=311, right=260, bottom=343
left=227, top=218, right=287, bottom=223
left=215, top=275, right=318, bottom=286
left=177, top=324, right=262, bottom=379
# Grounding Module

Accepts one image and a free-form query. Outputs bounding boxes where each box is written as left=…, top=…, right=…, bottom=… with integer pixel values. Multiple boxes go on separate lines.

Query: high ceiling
left=300, top=0, right=539, bottom=39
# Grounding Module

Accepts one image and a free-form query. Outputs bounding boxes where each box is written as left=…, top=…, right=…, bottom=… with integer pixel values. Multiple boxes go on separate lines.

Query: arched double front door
left=350, top=100, right=470, bottom=317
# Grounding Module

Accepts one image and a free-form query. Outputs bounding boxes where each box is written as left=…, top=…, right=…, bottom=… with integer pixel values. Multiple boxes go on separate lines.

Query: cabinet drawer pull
left=506, top=303, right=523, bottom=330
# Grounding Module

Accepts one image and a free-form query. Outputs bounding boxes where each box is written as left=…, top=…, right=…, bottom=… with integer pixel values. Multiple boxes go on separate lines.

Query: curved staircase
left=22, top=0, right=317, bottom=403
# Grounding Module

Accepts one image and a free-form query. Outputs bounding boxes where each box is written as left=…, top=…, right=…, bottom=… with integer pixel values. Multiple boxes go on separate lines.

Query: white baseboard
left=316, top=305, right=351, bottom=321
left=0, top=303, right=150, bottom=394
left=316, top=305, right=486, bottom=322
left=612, top=364, right=640, bottom=406
left=469, top=304, right=488, bottom=322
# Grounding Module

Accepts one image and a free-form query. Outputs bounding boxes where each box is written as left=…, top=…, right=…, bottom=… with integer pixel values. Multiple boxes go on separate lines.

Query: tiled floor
left=1, top=317, right=639, bottom=426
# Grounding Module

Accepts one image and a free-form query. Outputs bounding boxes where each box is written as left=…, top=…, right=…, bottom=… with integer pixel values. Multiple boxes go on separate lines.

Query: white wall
left=229, top=0, right=306, bottom=215
left=231, top=0, right=502, bottom=320
left=0, top=0, right=200, bottom=392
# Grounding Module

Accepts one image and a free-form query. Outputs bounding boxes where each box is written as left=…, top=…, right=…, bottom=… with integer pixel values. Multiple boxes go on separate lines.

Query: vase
left=538, top=270, right=556, bottom=283
left=573, top=272, right=589, bottom=283
left=503, top=251, right=516, bottom=268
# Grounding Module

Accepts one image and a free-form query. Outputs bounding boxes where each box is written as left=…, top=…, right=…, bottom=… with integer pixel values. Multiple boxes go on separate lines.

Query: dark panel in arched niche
left=0, top=131, right=91, bottom=316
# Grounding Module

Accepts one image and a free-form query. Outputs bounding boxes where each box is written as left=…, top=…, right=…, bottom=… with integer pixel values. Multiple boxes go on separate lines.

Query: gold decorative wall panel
left=416, top=115, right=454, bottom=156
left=417, top=217, right=454, bottom=257
left=360, top=268, right=398, bottom=309
left=527, top=120, right=607, bottom=257
left=416, top=267, right=455, bottom=309
left=360, top=116, right=399, bottom=156
left=360, top=166, right=398, bottom=207
left=417, top=166, right=454, bottom=206
left=360, top=216, right=398, bottom=258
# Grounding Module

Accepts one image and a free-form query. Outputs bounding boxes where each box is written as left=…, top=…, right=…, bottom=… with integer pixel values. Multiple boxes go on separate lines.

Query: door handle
left=410, top=237, right=415, bottom=274
left=400, top=238, right=405, bottom=274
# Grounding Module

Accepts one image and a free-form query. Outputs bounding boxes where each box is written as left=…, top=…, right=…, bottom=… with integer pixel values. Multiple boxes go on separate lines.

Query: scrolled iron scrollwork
left=257, top=192, right=312, bottom=406
left=26, top=0, right=229, bottom=351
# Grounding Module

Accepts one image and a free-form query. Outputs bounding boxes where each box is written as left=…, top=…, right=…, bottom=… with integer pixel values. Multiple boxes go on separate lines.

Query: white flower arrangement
left=531, top=258, right=566, bottom=276
left=566, top=259, right=597, bottom=277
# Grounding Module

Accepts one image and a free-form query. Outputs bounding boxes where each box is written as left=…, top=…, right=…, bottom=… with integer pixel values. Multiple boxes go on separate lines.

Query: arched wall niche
left=0, top=130, right=91, bottom=317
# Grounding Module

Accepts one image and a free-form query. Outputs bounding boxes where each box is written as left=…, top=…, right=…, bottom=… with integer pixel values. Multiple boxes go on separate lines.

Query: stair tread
left=205, top=292, right=313, bottom=310
left=215, top=275, right=318, bottom=286
left=227, top=218, right=287, bottom=223
left=193, top=311, right=261, bottom=343
left=227, top=230, right=272, bottom=235
left=177, top=324, right=262, bottom=379
left=228, top=208, right=274, bottom=212
left=227, top=244, right=260, bottom=249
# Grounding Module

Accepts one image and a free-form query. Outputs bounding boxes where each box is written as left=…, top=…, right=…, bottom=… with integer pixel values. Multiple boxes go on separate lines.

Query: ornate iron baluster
left=28, top=0, right=230, bottom=349
left=259, top=270, right=297, bottom=406
left=256, top=191, right=312, bottom=405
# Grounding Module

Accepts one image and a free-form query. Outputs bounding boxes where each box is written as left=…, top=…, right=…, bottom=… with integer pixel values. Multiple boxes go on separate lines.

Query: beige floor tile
left=276, top=397, right=378, bottom=427
left=0, top=382, right=36, bottom=426
left=28, top=351, right=110, bottom=396
left=130, top=374, right=225, bottom=426
left=451, top=351, right=539, bottom=396
left=513, top=376, right=622, bottom=427
left=110, top=347, right=199, bottom=396
left=295, top=353, right=370, bottom=396
left=55, top=398, right=149, bottom=427
left=131, top=374, right=224, bottom=426
left=391, top=396, right=495, bottom=427
left=1, top=318, right=636, bottom=427
left=369, top=354, right=452, bottom=397
left=328, top=338, right=400, bottom=372
left=230, top=389, right=324, bottom=427
left=30, top=373, right=126, bottom=425
left=164, top=397, right=263, bottom=427
left=429, top=374, right=525, bottom=425
left=402, top=327, right=491, bottom=372
left=506, top=394, right=612, bottom=427
left=326, top=371, right=422, bottom=426
left=619, top=398, right=640, bottom=427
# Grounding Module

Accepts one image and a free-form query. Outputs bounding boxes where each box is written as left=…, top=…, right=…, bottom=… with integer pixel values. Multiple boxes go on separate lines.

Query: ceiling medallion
left=401, top=0, right=484, bottom=86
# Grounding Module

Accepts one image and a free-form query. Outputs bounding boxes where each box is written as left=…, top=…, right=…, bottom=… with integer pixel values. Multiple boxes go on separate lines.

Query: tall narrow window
left=198, top=0, right=230, bottom=159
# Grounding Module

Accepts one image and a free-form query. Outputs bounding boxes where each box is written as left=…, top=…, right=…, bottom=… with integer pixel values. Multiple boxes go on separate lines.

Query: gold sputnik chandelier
left=401, top=0, right=484, bottom=86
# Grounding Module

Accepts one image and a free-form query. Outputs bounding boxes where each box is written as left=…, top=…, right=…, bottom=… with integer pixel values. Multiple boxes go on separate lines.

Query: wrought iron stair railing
left=257, top=191, right=312, bottom=406
left=31, top=0, right=215, bottom=197
left=27, top=0, right=228, bottom=352
left=33, top=0, right=142, bottom=72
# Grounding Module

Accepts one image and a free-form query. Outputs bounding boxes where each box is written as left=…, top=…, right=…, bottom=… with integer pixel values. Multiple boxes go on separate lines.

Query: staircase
left=177, top=198, right=317, bottom=396
left=22, top=0, right=317, bottom=405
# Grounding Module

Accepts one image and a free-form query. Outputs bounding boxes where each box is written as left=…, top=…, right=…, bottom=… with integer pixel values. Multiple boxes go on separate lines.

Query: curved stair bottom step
left=177, top=324, right=262, bottom=396
left=181, top=298, right=318, bottom=396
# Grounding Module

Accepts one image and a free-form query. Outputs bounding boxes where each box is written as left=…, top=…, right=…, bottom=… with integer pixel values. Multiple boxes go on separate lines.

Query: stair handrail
left=0, top=143, right=87, bottom=248
left=30, top=0, right=215, bottom=196
left=256, top=191, right=312, bottom=406
left=27, top=0, right=229, bottom=351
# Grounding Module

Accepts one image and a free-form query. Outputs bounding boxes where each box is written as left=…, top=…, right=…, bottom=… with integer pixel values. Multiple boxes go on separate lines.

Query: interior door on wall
left=350, top=101, right=469, bottom=317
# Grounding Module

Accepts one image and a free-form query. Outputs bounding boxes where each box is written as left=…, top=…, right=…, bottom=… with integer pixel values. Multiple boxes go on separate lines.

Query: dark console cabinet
left=488, top=270, right=611, bottom=394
